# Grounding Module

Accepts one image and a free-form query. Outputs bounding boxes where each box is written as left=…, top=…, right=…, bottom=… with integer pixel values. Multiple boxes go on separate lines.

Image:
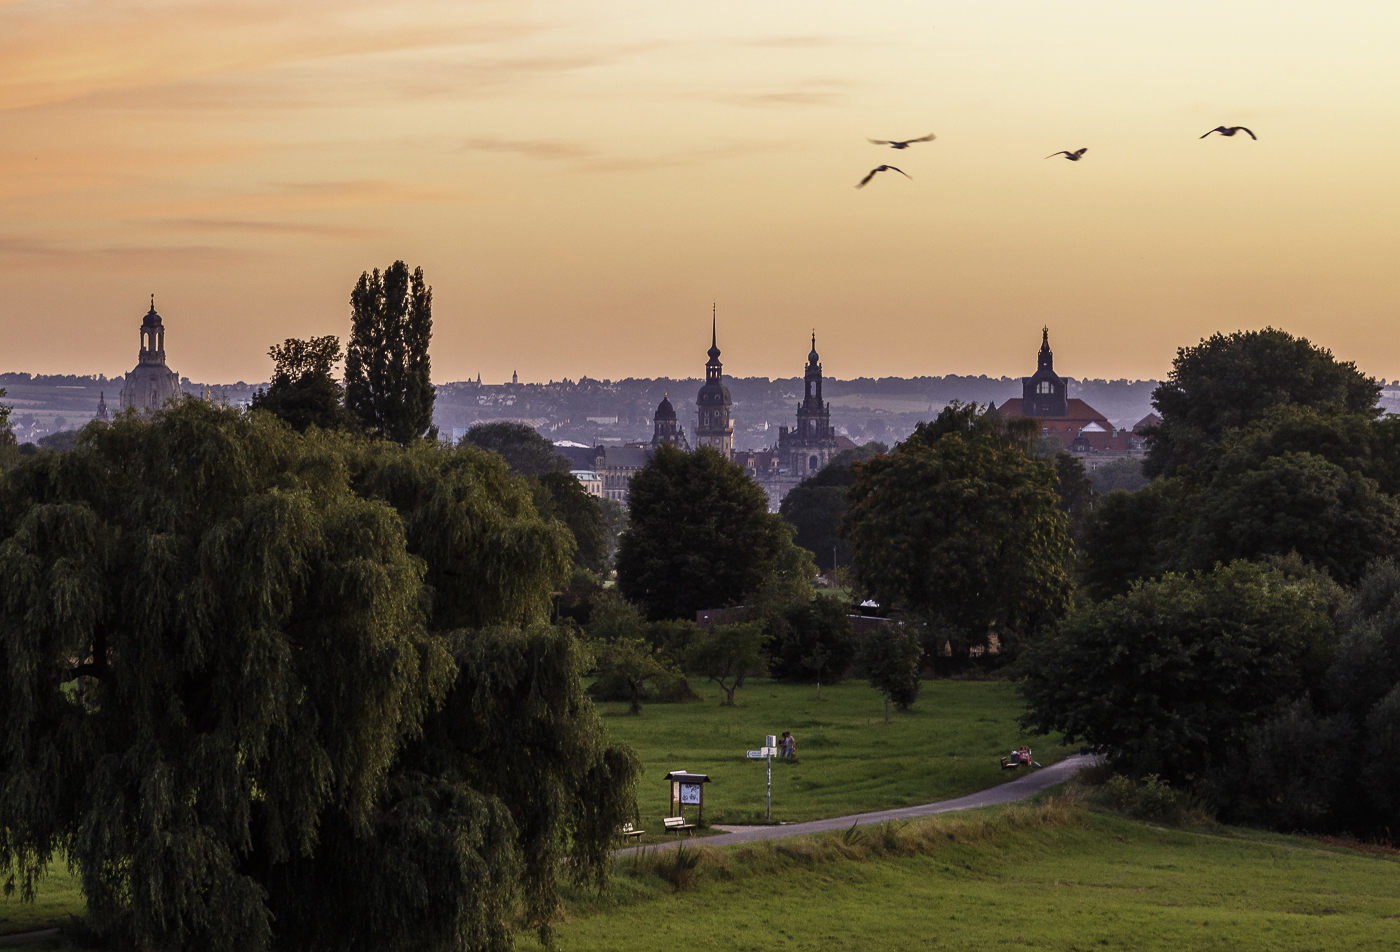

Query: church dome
left=655, top=394, right=676, bottom=420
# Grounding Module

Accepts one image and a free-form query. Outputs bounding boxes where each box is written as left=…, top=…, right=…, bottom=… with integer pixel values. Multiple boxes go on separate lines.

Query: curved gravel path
left=616, top=752, right=1096, bottom=857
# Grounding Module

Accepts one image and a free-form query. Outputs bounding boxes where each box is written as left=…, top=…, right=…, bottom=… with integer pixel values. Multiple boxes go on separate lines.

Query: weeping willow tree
left=0, top=400, right=639, bottom=952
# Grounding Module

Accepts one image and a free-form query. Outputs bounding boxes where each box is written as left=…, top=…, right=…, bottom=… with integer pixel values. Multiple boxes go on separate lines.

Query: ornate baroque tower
left=694, top=310, right=734, bottom=458
left=1022, top=326, right=1067, bottom=418
left=777, top=333, right=837, bottom=477
left=119, top=297, right=182, bottom=414
left=650, top=393, right=690, bottom=450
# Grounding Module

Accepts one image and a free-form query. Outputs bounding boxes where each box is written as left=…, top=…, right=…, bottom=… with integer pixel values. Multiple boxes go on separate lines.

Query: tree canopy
left=0, top=399, right=636, bottom=951
left=616, top=444, right=811, bottom=620
left=462, top=421, right=570, bottom=477
left=1019, top=559, right=1338, bottom=785
left=1144, top=327, right=1379, bottom=478
left=1080, top=407, right=1400, bottom=597
left=842, top=403, right=1073, bottom=655
left=250, top=335, right=355, bottom=432
left=859, top=625, right=924, bottom=722
left=345, top=261, right=436, bottom=443
left=778, top=442, right=887, bottom=571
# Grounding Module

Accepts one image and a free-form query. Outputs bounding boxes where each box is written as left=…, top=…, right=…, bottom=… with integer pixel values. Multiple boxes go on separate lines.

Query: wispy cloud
left=140, top=218, right=387, bottom=239
left=704, top=79, right=854, bottom=109
left=0, top=1, right=539, bottom=112
left=0, top=236, right=259, bottom=271
left=130, top=179, right=454, bottom=217
left=461, top=137, right=597, bottom=161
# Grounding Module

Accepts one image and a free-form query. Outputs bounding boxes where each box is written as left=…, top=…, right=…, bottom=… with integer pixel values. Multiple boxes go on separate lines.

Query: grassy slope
left=0, top=862, right=82, bottom=937
left=596, top=679, right=1072, bottom=830
left=1, top=680, right=1064, bottom=939
left=526, top=805, right=1400, bottom=952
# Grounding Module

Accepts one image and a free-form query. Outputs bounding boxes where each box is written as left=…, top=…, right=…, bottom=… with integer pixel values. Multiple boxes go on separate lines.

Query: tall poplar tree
left=344, top=261, right=436, bottom=443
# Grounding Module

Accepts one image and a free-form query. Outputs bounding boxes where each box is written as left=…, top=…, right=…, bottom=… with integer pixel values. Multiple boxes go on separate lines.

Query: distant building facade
left=694, top=316, right=734, bottom=458
left=775, top=334, right=839, bottom=479
left=650, top=394, right=690, bottom=451
left=997, top=328, right=1152, bottom=469
left=119, top=298, right=182, bottom=414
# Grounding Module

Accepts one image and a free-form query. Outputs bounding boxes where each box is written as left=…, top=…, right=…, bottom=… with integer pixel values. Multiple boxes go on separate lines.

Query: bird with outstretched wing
left=856, top=165, right=911, bottom=188
left=868, top=133, right=936, bottom=150
left=1201, top=126, right=1257, bottom=140
left=1045, top=148, right=1088, bottom=161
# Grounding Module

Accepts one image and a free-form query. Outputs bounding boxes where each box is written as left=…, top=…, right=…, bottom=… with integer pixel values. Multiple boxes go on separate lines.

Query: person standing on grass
left=788, top=732, right=797, bottom=759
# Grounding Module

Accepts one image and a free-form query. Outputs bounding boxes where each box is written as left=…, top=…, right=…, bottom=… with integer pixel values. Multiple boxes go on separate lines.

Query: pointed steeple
left=808, top=331, right=819, bottom=365
left=1037, top=326, right=1054, bottom=372
left=707, top=303, right=720, bottom=362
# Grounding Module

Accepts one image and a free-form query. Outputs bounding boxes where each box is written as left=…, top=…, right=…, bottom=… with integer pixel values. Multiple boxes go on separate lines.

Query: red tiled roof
left=997, top=398, right=1111, bottom=426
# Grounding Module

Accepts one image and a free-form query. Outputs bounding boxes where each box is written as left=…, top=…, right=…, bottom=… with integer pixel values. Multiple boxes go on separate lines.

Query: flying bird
left=1045, top=148, right=1088, bottom=161
left=868, top=133, right=936, bottom=150
left=856, top=165, right=911, bottom=188
left=1201, top=126, right=1257, bottom=140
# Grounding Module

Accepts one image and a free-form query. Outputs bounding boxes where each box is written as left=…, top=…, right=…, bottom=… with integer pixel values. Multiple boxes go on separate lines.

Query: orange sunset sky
left=1, top=1, right=1397, bottom=385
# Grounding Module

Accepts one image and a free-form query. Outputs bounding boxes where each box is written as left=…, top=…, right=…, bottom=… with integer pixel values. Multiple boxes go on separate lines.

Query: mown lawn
left=598, top=678, right=1071, bottom=834
left=524, top=803, right=1400, bottom=952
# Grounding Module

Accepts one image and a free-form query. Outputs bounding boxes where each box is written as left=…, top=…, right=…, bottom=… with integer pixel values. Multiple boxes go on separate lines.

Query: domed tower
left=650, top=393, right=690, bottom=450
left=777, top=333, right=837, bottom=477
left=1022, top=326, right=1067, bottom=418
left=119, top=296, right=182, bottom=414
left=694, top=310, right=734, bottom=458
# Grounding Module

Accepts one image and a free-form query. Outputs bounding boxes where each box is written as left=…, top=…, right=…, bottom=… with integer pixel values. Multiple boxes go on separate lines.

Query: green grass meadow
left=596, top=679, right=1072, bottom=833
left=0, top=860, right=82, bottom=941
left=524, top=799, right=1400, bottom=952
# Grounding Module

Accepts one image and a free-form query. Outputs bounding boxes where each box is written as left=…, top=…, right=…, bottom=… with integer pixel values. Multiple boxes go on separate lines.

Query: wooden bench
left=662, top=816, right=696, bottom=834
left=619, top=822, right=644, bottom=843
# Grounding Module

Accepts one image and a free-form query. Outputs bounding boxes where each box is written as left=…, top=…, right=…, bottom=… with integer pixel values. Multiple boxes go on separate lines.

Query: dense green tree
left=908, top=399, right=1038, bottom=454
left=1019, top=560, right=1338, bottom=785
left=0, top=401, right=636, bottom=951
left=463, top=421, right=569, bottom=476
left=684, top=622, right=768, bottom=706
left=34, top=430, right=79, bottom=451
left=765, top=596, right=857, bottom=685
left=588, top=637, right=686, bottom=715
left=1144, top=327, right=1379, bottom=478
left=345, top=261, right=436, bottom=443
left=843, top=403, right=1073, bottom=656
left=1088, top=456, right=1148, bottom=494
left=1076, top=482, right=1180, bottom=601
left=1052, top=451, right=1095, bottom=532
left=530, top=471, right=609, bottom=573
left=859, top=625, right=924, bottom=722
left=1180, top=451, right=1400, bottom=585
left=249, top=335, right=354, bottom=433
left=777, top=441, right=887, bottom=572
left=616, top=444, right=805, bottom=620
left=460, top=423, right=606, bottom=572
left=1080, top=411, right=1400, bottom=596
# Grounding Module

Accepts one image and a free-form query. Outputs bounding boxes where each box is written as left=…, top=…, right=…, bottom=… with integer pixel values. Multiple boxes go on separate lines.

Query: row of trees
left=762, top=325, right=1400, bottom=838
left=0, top=260, right=638, bottom=950
left=250, top=261, right=436, bottom=442
left=1017, top=329, right=1400, bottom=838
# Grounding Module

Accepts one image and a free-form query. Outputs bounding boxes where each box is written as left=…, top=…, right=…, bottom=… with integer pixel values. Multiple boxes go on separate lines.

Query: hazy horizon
left=3, top=2, right=1396, bottom=384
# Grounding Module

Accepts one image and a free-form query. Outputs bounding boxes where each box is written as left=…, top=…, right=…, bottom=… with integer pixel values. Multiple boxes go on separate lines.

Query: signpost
left=744, top=735, right=779, bottom=820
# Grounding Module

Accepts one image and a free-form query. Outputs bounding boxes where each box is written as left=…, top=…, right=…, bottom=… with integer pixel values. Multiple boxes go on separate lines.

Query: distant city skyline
left=2, top=2, right=1397, bottom=383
